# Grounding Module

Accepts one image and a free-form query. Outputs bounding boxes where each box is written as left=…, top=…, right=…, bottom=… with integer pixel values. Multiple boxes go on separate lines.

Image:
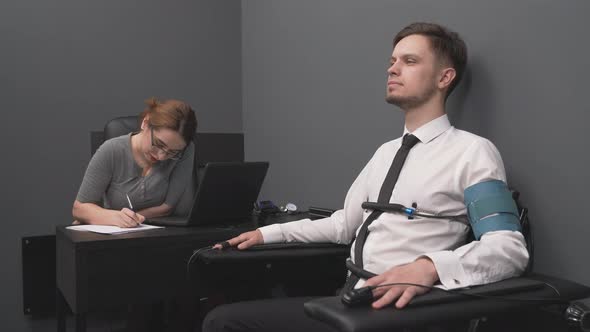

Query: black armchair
left=192, top=192, right=590, bottom=331
left=191, top=213, right=350, bottom=301
left=303, top=274, right=590, bottom=332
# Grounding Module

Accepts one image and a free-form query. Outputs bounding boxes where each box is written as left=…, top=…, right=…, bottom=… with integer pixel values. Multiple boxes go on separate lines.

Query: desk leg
left=75, top=313, right=86, bottom=332
left=56, top=287, right=66, bottom=332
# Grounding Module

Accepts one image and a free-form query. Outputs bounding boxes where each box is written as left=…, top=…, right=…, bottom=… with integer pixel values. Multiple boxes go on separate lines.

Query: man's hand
left=110, top=208, right=145, bottom=228
left=213, top=229, right=264, bottom=250
left=363, top=257, right=439, bottom=309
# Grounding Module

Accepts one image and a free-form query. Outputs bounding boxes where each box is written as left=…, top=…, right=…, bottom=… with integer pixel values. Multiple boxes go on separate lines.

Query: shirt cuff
left=258, top=223, right=285, bottom=244
left=422, top=251, right=471, bottom=290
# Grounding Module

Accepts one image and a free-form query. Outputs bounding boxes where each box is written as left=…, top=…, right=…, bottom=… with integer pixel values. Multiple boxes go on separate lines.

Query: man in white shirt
left=203, top=22, right=529, bottom=332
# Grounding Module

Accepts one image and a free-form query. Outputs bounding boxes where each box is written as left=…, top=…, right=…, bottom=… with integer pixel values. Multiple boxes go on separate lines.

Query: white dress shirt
left=260, top=114, right=529, bottom=289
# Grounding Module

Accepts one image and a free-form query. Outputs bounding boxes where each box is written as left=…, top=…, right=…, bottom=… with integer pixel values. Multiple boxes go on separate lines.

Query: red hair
left=140, top=97, right=197, bottom=144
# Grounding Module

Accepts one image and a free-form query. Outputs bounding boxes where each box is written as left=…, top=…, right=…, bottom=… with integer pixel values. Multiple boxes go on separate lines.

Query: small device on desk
left=255, top=201, right=301, bottom=215
left=309, top=206, right=336, bottom=219
left=255, top=209, right=307, bottom=226
left=255, top=200, right=281, bottom=215
left=252, top=202, right=335, bottom=226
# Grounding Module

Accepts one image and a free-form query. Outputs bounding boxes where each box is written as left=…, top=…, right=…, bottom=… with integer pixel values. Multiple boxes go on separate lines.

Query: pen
left=125, top=193, right=134, bottom=211
left=126, top=194, right=140, bottom=227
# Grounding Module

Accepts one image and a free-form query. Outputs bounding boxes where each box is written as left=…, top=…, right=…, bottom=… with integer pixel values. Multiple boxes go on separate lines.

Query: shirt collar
left=403, top=114, right=451, bottom=144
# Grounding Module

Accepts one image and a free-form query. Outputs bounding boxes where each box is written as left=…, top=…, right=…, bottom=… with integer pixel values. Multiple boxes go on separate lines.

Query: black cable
left=361, top=201, right=467, bottom=221
left=412, top=212, right=467, bottom=220
left=367, top=282, right=565, bottom=304
left=185, top=245, right=214, bottom=281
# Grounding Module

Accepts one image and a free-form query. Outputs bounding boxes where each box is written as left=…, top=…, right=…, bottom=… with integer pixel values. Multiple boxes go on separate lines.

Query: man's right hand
left=111, top=208, right=145, bottom=228
left=213, top=229, right=264, bottom=250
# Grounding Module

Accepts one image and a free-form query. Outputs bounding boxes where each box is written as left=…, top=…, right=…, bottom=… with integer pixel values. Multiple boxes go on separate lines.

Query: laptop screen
left=187, top=161, right=269, bottom=225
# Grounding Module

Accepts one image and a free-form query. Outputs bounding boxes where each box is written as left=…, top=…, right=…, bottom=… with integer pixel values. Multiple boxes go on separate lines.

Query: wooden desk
left=55, top=224, right=245, bottom=332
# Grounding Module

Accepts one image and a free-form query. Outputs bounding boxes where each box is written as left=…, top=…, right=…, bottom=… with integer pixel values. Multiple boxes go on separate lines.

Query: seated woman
left=73, top=97, right=197, bottom=227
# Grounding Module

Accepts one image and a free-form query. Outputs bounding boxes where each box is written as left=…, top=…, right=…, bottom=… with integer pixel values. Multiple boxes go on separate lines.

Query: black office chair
left=192, top=190, right=590, bottom=331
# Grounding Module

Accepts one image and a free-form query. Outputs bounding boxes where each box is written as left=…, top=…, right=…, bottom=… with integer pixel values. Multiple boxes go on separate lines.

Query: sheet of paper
left=66, top=224, right=163, bottom=235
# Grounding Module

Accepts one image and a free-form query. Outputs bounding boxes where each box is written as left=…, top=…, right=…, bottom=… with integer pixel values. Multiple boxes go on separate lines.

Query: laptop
left=146, top=161, right=269, bottom=227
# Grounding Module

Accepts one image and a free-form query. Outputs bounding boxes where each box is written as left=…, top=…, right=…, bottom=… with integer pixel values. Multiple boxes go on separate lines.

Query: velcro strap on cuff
left=468, top=194, right=519, bottom=222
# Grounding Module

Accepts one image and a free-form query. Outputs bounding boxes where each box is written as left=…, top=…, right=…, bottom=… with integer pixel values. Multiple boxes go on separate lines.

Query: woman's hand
left=73, top=200, right=146, bottom=227
left=109, top=208, right=146, bottom=228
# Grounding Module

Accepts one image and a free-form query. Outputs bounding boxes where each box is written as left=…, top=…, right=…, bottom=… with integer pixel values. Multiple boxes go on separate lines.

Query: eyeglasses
left=150, top=127, right=184, bottom=160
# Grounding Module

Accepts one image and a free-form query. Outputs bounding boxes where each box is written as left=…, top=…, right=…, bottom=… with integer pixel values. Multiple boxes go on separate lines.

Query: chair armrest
left=190, top=243, right=349, bottom=297
left=303, top=274, right=590, bottom=332
left=196, top=242, right=349, bottom=264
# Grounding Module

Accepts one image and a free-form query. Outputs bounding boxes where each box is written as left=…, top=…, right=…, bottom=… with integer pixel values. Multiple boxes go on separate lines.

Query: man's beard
left=386, top=85, right=437, bottom=110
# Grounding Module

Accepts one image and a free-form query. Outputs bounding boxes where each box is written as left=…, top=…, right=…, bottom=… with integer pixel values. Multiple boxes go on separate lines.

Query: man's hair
left=394, top=22, right=467, bottom=98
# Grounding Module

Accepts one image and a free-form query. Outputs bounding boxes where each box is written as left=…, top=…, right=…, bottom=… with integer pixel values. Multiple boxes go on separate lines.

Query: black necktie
left=344, top=134, right=420, bottom=290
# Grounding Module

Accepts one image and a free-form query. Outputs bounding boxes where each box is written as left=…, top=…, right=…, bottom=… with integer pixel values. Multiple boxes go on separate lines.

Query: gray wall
left=1, top=0, right=241, bottom=329
left=4, top=0, right=590, bottom=329
left=242, top=0, right=590, bottom=286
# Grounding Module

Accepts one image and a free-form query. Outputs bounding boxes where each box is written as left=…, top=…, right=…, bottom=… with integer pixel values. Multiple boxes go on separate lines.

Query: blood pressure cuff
left=464, top=179, right=521, bottom=240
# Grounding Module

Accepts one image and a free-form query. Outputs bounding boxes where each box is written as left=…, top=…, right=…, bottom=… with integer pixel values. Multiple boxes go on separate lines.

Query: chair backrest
left=104, top=115, right=139, bottom=141
left=90, top=115, right=139, bottom=155
left=512, top=189, right=533, bottom=274
left=90, top=116, right=245, bottom=166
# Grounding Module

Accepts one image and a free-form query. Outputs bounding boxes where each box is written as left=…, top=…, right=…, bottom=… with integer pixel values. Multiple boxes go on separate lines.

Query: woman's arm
left=73, top=200, right=144, bottom=228
left=137, top=203, right=173, bottom=219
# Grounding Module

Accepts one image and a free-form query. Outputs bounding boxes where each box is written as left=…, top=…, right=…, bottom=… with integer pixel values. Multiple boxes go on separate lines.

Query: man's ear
left=438, top=67, right=456, bottom=90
